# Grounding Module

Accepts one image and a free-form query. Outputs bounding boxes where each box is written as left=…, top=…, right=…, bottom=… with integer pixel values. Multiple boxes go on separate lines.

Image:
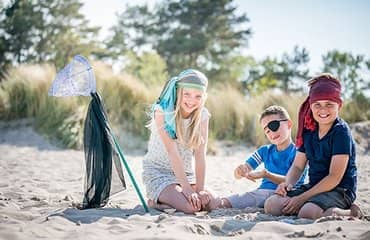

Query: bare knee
left=264, top=195, right=285, bottom=216
left=298, top=203, right=323, bottom=219
left=181, top=203, right=199, bottom=214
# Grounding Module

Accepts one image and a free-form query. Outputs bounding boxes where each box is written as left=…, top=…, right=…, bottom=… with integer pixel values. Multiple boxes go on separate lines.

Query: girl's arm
left=154, top=110, right=191, bottom=190
left=194, top=116, right=209, bottom=192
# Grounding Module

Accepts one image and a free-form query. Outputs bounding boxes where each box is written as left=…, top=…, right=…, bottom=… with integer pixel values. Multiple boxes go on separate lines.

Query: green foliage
left=124, top=51, right=168, bottom=86
left=0, top=64, right=85, bottom=147
left=0, top=64, right=369, bottom=150
left=206, top=85, right=256, bottom=142
left=322, top=50, right=370, bottom=99
left=108, top=0, right=252, bottom=78
left=243, top=46, right=310, bottom=95
left=0, top=0, right=101, bottom=69
left=341, top=93, right=370, bottom=123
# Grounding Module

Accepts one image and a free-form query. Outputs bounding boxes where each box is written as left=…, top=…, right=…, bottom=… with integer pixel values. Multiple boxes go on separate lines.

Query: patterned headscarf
left=153, top=69, right=208, bottom=138
left=296, top=73, right=342, bottom=147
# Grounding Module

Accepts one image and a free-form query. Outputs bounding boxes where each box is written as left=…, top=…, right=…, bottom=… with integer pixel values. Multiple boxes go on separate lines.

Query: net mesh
left=49, top=55, right=96, bottom=97
left=82, top=92, right=126, bottom=209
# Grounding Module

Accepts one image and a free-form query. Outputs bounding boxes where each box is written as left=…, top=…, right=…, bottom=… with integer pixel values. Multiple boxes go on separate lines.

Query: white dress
left=142, top=107, right=210, bottom=202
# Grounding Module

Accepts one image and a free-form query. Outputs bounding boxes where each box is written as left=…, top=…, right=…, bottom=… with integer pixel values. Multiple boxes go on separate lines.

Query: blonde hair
left=174, top=88, right=207, bottom=149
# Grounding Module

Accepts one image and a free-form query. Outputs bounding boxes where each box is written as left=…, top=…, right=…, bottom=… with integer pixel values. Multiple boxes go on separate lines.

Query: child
left=142, top=69, right=211, bottom=214
left=207, top=105, right=306, bottom=210
left=264, top=73, right=359, bottom=219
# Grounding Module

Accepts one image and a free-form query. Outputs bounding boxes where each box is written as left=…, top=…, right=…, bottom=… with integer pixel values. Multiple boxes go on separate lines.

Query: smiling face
left=261, top=114, right=292, bottom=149
left=310, top=100, right=340, bottom=127
left=178, top=88, right=205, bottom=118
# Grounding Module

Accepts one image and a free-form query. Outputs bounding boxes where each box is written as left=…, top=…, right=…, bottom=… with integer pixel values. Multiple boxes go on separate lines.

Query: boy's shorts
left=287, top=184, right=352, bottom=211
left=227, top=189, right=275, bottom=209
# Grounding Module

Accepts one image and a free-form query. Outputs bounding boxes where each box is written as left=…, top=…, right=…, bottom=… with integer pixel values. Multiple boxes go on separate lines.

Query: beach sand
left=1, top=119, right=369, bottom=239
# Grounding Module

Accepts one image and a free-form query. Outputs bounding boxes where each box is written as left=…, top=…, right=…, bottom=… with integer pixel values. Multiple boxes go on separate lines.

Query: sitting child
left=207, top=105, right=306, bottom=210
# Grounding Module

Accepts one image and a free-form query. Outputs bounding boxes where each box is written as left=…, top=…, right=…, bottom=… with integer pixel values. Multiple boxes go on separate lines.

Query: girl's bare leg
left=157, top=184, right=199, bottom=214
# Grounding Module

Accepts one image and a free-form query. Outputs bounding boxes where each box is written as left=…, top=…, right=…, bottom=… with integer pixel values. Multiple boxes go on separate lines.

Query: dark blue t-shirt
left=246, top=143, right=306, bottom=190
left=298, top=118, right=357, bottom=201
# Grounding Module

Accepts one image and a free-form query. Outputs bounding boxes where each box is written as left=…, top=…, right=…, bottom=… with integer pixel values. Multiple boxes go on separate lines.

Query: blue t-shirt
left=246, top=142, right=306, bottom=190
left=298, top=118, right=357, bottom=202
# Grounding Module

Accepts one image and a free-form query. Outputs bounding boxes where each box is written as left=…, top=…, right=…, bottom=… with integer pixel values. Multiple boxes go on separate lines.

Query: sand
left=1, top=119, right=369, bottom=239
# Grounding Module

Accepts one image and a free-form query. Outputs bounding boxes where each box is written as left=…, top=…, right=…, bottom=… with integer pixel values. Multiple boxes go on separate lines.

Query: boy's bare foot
left=205, top=197, right=222, bottom=211
left=350, top=203, right=364, bottom=219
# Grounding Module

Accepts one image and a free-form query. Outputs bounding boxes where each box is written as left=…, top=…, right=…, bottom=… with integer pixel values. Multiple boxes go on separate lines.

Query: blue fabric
left=153, top=69, right=200, bottom=139
left=246, top=143, right=306, bottom=190
left=298, top=117, right=357, bottom=202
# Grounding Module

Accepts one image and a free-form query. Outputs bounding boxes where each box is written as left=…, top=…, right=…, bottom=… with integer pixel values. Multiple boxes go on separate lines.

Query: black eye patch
left=265, top=119, right=288, bottom=132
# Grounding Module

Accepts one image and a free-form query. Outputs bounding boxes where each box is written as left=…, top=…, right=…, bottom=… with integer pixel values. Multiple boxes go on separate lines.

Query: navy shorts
left=287, top=184, right=352, bottom=211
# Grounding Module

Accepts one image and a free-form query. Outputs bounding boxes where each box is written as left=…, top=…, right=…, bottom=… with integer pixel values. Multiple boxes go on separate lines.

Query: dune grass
left=0, top=63, right=369, bottom=150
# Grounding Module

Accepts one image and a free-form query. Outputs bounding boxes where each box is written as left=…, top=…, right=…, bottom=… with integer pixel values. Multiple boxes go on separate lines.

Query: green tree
left=107, top=0, right=252, bottom=79
left=243, top=46, right=310, bottom=95
left=0, top=0, right=101, bottom=69
left=125, top=50, right=168, bottom=86
left=322, top=50, right=370, bottom=99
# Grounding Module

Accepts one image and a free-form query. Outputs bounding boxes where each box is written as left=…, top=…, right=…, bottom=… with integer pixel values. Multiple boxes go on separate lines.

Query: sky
left=81, top=0, right=370, bottom=73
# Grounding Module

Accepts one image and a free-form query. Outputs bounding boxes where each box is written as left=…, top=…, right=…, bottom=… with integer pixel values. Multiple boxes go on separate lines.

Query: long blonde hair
left=174, top=88, right=207, bottom=149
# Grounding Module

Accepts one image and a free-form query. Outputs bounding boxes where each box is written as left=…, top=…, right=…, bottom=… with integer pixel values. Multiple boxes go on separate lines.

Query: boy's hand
left=275, top=182, right=293, bottom=197
left=234, top=164, right=252, bottom=179
left=246, top=169, right=267, bottom=182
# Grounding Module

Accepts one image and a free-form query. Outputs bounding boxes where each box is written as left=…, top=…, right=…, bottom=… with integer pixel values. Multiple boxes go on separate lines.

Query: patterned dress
left=142, top=107, right=210, bottom=202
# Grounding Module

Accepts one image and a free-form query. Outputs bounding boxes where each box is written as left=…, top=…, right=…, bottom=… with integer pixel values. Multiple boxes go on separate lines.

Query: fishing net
left=48, top=55, right=96, bottom=97
left=82, top=92, right=126, bottom=208
left=49, top=55, right=147, bottom=211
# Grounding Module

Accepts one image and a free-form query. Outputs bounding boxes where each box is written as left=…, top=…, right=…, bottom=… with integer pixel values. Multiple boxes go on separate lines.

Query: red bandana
left=296, top=74, right=342, bottom=147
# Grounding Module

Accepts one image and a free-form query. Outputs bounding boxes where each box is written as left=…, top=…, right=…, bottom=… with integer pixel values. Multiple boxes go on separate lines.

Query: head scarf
left=153, top=69, right=208, bottom=138
left=296, top=74, right=342, bottom=147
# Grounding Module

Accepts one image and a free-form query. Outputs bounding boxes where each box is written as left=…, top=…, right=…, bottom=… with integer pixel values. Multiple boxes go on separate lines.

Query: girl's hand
left=275, top=182, right=293, bottom=197
left=197, top=190, right=211, bottom=209
left=180, top=186, right=201, bottom=211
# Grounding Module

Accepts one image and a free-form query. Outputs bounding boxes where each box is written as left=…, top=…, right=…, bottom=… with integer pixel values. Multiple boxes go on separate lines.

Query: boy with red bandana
left=264, top=73, right=361, bottom=219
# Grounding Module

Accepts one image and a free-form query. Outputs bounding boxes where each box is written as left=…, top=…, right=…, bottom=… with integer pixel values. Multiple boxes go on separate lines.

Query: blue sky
left=81, top=0, right=370, bottom=74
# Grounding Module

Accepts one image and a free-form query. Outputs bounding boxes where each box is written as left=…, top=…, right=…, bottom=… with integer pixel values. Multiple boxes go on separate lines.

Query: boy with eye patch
left=207, top=105, right=306, bottom=210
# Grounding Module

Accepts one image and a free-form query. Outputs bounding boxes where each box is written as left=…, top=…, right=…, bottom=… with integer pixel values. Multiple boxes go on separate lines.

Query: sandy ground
left=0, top=119, right=370, bottom=240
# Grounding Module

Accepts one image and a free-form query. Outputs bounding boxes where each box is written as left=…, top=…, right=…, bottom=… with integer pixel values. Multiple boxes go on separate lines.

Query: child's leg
left=298, top=202, right=363, bottom=219
left=297, top=189, right=361, bottom=219
left=297, top=202, right=324, bottom=219
left=206, top=196, right=232, bottom=210
left=264, top=194, right=290, bottom=216
left=208, top=189, right=274, bottom=211
left=147, top=199, right=172, bottom=211
left=157, top=184, right=200, bottom=214
left=323, top=203, right=364, bottom=218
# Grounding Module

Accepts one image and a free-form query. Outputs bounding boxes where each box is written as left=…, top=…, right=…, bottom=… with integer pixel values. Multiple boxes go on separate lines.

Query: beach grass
left=1, top=63, right=369, bottom=149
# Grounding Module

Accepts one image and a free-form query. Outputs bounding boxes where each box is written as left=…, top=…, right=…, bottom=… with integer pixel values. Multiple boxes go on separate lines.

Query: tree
left=242, top=46, right=310, bottom=95
left=107, top=0, right=252, bottom=79
left=124, top=50, right=168, bottom=86
left=322, top=50, right=370, bottom=99
left=0, top=0, right=102, bottom=69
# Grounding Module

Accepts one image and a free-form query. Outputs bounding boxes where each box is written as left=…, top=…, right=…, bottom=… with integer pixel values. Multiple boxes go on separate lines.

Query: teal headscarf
left=153, top=69, right=208, bottom=139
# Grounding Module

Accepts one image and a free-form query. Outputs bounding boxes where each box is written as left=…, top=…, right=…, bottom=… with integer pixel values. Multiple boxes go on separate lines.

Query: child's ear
left=287, top=119, right=293, bottom=129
